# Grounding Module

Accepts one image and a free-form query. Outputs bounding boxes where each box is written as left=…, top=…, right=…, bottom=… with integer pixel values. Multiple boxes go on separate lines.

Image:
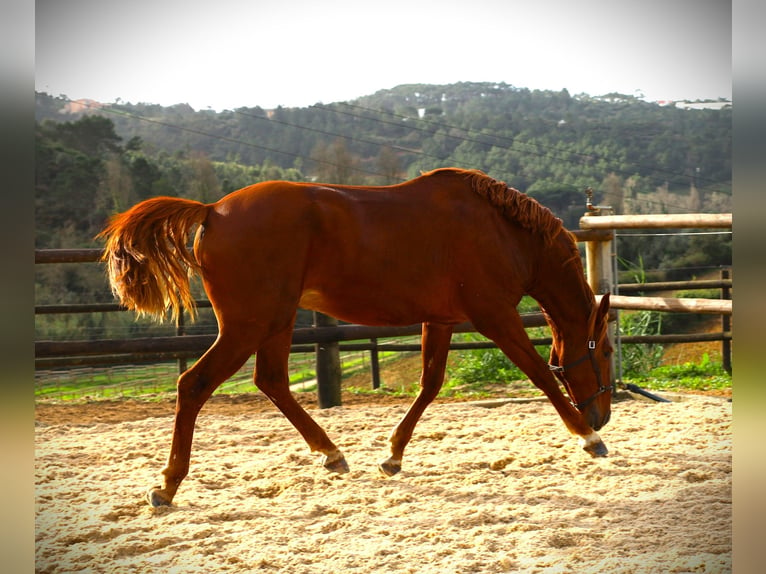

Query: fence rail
left=599, top=294, right=731, bottom=315
left=35, top=316, right=550, bottom=369
left=578, top=213, right=732, bottom=229
left=35, top=213, right=732, bottom=390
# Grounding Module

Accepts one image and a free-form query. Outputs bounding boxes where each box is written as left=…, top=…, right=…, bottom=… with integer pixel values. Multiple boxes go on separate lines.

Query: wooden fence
left=579, top=209, right=732, bottom=380
left=35, top=214, right=732, bottom=395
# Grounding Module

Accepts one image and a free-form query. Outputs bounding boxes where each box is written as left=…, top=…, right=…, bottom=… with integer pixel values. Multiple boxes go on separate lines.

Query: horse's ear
left=595, top=293, right=611, bottom=325
left=598, top=292, right=610, bottom=315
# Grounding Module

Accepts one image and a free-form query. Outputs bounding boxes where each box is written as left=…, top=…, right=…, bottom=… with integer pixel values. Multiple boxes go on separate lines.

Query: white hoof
left=579, top=431, right=608, bottom=457
left=579, top=431, right=602, bottom=449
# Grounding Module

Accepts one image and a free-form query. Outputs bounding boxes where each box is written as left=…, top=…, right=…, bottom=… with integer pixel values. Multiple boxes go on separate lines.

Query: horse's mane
left=422, top=168, right=568, bottom=244
left=420, top=168, right=583, bottom=274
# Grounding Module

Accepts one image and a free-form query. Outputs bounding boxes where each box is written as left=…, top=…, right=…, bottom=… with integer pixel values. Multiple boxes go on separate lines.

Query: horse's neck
left=527, top=259, right=594, bottom=348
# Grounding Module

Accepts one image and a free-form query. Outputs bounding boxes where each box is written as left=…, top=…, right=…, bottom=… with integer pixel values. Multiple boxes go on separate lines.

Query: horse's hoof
left=378, top=457, right=402, bottom=477
left=146, top=487, right=173, bottom=507
left=322, top=451, right=349, bottom=474
left=580, top=432, right=608, bottom=458
left=583, top=440, right=608, bottom=458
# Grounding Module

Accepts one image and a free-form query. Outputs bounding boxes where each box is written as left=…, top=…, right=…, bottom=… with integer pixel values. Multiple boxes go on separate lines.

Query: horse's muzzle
left=587, top=407, right=611, bottom=431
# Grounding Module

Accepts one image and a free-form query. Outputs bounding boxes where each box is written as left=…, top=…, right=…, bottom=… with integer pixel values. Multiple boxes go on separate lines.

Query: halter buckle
left=549, top=343, right=611, bottom=412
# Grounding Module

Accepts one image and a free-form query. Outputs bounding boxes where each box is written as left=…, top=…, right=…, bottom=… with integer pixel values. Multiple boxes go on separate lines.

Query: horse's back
left=197, top=173, right=530, bottom=325
left=203, top=172, right=498, bottom=258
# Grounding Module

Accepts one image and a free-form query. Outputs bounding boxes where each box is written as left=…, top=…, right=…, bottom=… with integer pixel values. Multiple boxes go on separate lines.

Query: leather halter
left=549, top=340, right=612, bottom=411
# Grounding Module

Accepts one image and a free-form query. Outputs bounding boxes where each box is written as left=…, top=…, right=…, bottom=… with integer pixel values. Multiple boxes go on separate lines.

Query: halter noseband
left=549, top=340, right=612, bottom=411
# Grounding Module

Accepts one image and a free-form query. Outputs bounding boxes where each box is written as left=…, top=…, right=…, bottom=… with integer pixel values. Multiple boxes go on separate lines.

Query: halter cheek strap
left=549, top=340, right=611, bottom=411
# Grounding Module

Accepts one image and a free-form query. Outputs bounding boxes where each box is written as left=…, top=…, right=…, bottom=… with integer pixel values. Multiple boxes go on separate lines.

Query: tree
left=600, top=172, right=625, bottom=214
left=526, top=181, right=585, bottom=229
left=35, top=132, right=105, bottom=246
left=687, top=180, right=701, bottom=211
left=98, top=154, right=133, bottom=214
left=187, top=151, right=221, bottom=202
left=311, top=138, right=358, bottom=184
left=376, top=146, right=402, bottom=184
left=53, top=115, right=122, bottom=156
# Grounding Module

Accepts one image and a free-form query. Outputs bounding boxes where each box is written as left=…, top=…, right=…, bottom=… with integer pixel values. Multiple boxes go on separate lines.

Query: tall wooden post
left=581, top=189, right=615, bottom=295
left=314, top=311, right=342, bottom=408
left=177, top=308, right=187, bottom=374
left=581, top=189, right=617, bottom=387
left=581, top=226, right=615, bottom=296
left=370, top=338, right=381, bottom=389
left=721, top=268, right=732, bottom=375
left=584, top=237, right=615, bottom=296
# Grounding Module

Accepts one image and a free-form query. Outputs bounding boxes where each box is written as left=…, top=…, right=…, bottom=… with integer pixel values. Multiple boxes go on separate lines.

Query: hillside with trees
left=35, top=83, right=731, bottom=340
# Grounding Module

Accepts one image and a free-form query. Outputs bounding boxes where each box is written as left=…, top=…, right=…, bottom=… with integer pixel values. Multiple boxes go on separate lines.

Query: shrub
left=449, top=331, right=550, bottom=385
left=619, top=310, right=664, bottom=376
left=630, top=353, right=731, bottom=392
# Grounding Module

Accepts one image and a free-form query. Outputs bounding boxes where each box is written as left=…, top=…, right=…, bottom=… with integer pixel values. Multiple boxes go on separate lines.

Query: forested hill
left=36, top=82, right=731, bottom=197
left=35, top=83, right=731, bottom=338
left=35, top=82, right=731, bottom=245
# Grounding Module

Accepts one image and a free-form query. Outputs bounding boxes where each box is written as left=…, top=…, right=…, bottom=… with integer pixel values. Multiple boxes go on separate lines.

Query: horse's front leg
left=255, top=328, right=348, bottom=474
left=473, top=310, right=608, bottom=458
left=148, top=331, right=254, bottom=506
left=380, top=322, right=454, bottom=476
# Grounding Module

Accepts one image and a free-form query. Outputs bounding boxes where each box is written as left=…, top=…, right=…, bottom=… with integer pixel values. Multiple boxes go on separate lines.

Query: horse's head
left=549, top=293, right=613, bottom=431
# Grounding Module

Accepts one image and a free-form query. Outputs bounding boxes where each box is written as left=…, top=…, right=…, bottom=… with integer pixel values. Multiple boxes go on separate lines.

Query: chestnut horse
left=99, top=168, right=612, bottom=506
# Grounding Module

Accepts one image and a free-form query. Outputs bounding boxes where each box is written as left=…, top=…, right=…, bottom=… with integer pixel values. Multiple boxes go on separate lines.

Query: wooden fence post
left=370, top=338, right=381, bottom=389
left=314, top=311, right=342, bottom=408
left=582, top=226, right=615, bottom=295
left=581, top=193, right=617, bottom=388
left=177, top=308, right=187, bottom=374
left=721, top=268, right=732, bottom=375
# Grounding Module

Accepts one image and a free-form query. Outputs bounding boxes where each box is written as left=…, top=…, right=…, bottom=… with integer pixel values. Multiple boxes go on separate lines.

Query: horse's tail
left=97, top=197, right=210, bottom=322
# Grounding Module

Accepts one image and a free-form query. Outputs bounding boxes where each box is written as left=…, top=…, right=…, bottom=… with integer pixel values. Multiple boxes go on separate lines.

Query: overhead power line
left=245, top=102, right=727, bottom=213
left=44, top=95, right=730, bottom=213
left=617, top=230, right=732, bottom=237
left=327, top=101, right=731, bottom=195
left=230, top=107, right=443, bottom=165
left=66, top=99, right=388, bottom=180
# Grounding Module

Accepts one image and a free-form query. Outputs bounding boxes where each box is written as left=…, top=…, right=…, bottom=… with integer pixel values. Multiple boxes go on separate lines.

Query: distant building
left=60, top=99, right=105, bottom=114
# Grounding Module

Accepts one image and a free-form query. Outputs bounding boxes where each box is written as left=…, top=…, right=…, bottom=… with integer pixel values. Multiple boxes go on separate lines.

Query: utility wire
left=246, top=101, right=726, bottom=212
left=49, top=95, right=730, bottom=213
left=230, top=107, right=447, bottom=166
left=286, top=103, right=729, bottom=213
left=616, top=231, right=732, bottom=237
left=70, top=99, right=388, bottom=180
left=332, top=100, right=732, bottom=195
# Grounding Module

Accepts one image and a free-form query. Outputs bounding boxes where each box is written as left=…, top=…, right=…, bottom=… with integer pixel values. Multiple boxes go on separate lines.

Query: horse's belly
left=298, top=286, right=463, bottom=326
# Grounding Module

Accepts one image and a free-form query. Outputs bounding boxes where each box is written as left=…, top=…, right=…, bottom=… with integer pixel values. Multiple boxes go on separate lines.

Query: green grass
left=34, top=342, right=418, bottom=401
left=344, top=384, right=417, bottom=399
left=35, top=341, right=731, bottom=402
left=447, top=330, right=550, bottom=385
left=35, top=362, right=179, bottom=401
left=625, top=353, right=731, bottom=393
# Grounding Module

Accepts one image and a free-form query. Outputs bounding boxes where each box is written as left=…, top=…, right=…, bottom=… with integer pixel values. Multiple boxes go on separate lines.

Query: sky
left=35, top=0, right=732, bottom=111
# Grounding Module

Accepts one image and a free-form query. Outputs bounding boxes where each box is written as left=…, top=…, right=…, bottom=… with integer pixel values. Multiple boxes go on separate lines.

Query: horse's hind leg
left=148, top=329, right=254, bottom=507
left=254, top=327, right=348, bottom=473
left=380, top=322, right=453, bottom=476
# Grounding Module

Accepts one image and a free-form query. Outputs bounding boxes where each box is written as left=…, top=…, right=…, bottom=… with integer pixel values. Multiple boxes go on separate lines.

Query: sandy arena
left=35, top=391, right=731, bottom=573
